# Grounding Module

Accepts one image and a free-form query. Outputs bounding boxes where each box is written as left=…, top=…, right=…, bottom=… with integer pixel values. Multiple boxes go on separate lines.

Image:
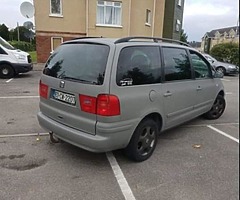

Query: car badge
left=60, top=80, right=65, bottom=88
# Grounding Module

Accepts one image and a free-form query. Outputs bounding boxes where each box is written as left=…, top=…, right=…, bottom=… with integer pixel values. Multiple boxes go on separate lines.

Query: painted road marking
left=221, top=79, right=231, bottom=82
left=0, top=133, right=49, bottom=138
left=0, top=96, right=39, bottom=99
left=226, top=92, right=233, bottom=95
left=183, top=122, right=239, bottom=128
left=6, top=78, right=13, bottom=83
left=207, top=125, right=239, bottom=143
left=106, top=152, right=136, bottom=200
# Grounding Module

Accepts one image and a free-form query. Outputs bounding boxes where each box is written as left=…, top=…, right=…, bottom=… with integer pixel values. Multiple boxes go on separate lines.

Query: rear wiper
left=61, top=76, right=97, bottom=85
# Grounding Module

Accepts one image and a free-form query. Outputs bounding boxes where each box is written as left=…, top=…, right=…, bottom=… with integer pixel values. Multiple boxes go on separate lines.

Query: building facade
left=162, top=0, right=184, bottom=40
left=201, top=26, right=239, bottom=53
left=34, top=0, right=183, bottom=63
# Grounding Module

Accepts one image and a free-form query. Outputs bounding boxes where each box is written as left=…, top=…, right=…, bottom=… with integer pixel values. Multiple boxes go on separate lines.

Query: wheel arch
left=0, top=61, right=16, bottom=73
left=218, top=90, right=225, bottom=97
left=139, top=112, right=163, bottom=133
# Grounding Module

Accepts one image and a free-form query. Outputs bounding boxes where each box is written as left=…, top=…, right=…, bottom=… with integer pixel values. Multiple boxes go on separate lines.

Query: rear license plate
left=51, top=89, right=76, bottom=106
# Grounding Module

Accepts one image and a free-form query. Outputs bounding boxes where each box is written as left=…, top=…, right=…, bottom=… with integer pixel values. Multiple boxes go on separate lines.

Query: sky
left=0, top=0, right=239, bottom=41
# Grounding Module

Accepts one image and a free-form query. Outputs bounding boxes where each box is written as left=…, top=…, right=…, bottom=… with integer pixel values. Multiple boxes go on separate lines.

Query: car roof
left=64, top=37, right=195, bottom=50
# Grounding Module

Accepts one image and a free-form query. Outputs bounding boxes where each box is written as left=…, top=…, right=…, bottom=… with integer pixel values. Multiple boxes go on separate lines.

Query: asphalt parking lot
left=0, top=70, right=239, bottom=200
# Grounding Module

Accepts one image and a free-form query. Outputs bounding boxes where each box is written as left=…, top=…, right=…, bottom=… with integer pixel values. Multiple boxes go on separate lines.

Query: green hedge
left=210, top=43, right=239, bottom=66
left=9, top=41, right=36, bottom=52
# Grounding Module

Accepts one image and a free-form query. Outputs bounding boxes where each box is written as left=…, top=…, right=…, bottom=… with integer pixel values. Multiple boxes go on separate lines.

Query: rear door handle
left=164, top=91, right=172, bottom=97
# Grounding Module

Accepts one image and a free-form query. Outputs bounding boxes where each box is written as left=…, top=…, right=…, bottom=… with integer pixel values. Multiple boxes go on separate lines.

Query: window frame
left=161, top=46, right=194, bottom=83
left=96, top=1, right=122, bottom=27
left=145, top=9, right=151, bottom=26
left=51, top=37, right=63, bottom=52
left=49, top=0, right=63, bottom=17
left=188, top=49, right=213, bottom=79
left=177, top=0, right=182, bottom=7
left=0, top=46, right=7, bottom=55
left=175, top=19, right=181, bottom=32
left=116, top=45, right=162, bottom=87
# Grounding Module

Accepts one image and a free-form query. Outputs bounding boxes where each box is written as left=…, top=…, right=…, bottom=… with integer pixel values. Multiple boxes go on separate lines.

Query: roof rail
left=114, top=36, right=190, bottom=47
left=71, top=36, right=103, bottom=40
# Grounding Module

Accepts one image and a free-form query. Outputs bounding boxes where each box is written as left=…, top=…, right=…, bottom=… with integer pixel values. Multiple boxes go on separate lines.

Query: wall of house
left=153, top=0, right=166, bottom=37
left=87, top=0, right=129, bottom=37
left=162, top=0, right=184, bottom=40
left=34, top=0, right=167, bottom=63
left=210, top=37, right=239, bottom=48
left=34, top=0, right=86, bottom=33
left=129, top=0, right=154, bottom=36
left=201, top=35, right=239, bottom=53
left=172, top=0, right=184, bottom=40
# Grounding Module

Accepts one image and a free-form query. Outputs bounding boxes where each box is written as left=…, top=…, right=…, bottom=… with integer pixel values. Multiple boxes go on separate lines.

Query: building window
left=176, top=19, right=181, bottom=32
left=50, top=0, right=62, bottom=16
left=146, top=9, right=151, bottom=25
left=177, top=0, right=182, bottom=7
left=97, top=1, right=122, bottom=26
left=51, top=37, right=63, bottom=52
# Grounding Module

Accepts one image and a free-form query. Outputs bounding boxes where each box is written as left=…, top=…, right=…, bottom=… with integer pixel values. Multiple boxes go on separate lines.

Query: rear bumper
left=12, top=63, right=33, bottom=74
left=37, top=112, right=135, bottom=152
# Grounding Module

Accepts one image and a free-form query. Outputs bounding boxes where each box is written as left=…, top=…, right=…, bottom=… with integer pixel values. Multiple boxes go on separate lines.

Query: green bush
left=210, top=43, right=239, bottom=66
left=8, top=40, right=36, bottom=52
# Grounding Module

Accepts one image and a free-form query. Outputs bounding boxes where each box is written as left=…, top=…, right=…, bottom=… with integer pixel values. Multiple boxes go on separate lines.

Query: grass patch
left=28, top=51, right=37, bottom=63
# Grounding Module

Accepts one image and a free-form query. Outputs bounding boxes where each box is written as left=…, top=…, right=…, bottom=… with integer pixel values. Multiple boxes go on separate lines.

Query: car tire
left=124, top=118, right=158, bottom=162
left=216, top=67, right=226, bottom=75
left=0, top=64, right=14, bottom=79
left=203, top=95, right=226, bottom=120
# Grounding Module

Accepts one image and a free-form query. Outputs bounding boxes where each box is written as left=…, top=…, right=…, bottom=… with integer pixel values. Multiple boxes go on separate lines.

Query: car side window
left=0, top=47, right=7, bottom=54
left=116, top=46, right=161, bottom=86
left=162, top=47, right=192, bottom=81
left=190, top=50, right=211, bottom=79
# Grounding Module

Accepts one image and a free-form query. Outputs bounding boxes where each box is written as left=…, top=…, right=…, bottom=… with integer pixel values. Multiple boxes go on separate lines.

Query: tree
left=0, top=24, right=10, bottom=40
left=10, top=26, right=35, bottom=42
left=210, top=43, right=239, bottom=66
left=180, top=29, right=188, bottom=43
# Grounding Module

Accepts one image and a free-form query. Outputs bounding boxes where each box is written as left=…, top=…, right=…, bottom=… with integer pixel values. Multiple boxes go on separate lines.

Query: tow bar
left=49, top=132, right=61, bottom=143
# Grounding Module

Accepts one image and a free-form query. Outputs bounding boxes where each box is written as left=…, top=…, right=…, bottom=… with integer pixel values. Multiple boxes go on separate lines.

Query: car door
left=161, top=47, right=197, bottom=129
left=189, top=50, right=217, bottom=114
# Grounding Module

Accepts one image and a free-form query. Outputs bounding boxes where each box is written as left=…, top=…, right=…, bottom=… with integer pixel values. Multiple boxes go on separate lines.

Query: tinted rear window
left=43, top=43, right=109, bottom=85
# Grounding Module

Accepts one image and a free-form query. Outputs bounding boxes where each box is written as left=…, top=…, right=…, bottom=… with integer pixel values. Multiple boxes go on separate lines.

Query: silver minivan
left=38, top=37, right=225, bottom=161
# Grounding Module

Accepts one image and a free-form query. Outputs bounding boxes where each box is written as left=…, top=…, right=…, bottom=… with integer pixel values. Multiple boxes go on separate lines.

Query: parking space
left=0, top=136, right=123, bottom=200
left=115, top=126, right=239, bottom=200
left=0, top=71, right=239, bottom=200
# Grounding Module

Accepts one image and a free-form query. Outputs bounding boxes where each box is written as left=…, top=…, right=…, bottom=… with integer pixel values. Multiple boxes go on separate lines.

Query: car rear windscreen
left=43, top=43, right=109, bottom=85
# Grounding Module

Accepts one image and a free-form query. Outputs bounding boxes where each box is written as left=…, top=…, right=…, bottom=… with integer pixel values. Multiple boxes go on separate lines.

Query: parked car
left=0, top=36, right=32, bottom=78
left=38, top=37, right=225, bottom=162
left=203, top=53, right=239, bottom=75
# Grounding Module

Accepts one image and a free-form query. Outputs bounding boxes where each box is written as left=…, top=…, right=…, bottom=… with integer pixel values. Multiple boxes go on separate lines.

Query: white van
left=0, top=36, right=32, bottom=78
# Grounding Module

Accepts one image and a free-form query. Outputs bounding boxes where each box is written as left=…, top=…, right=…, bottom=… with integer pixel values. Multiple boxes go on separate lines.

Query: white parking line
left=6, top=78, right=13, bottom=83
left=0, top=133, right=48, bottom=138
left=226, top=92, right=233, bottom=95
left=106, top=152, right=136, bottom=200
left=183, top=122, right=239, bottom=128
left=0, top=96, right=39, bottom=99
left=221, top=78, right=231, bottom=82
left=207, top=125, right=239, bottom=143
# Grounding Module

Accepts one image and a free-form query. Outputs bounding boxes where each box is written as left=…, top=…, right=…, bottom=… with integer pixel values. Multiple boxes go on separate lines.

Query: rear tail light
left=97, top=94, right=120, bottom=116
left=39, top=80, right=49, bottom=99
left=79, top=95, right=97, bottom=114
left=79, top=94, right=120, bottom=116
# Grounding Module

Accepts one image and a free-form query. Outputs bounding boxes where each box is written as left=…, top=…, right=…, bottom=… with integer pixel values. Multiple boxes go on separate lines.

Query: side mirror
left=213, top=71, right=224, bottom=78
